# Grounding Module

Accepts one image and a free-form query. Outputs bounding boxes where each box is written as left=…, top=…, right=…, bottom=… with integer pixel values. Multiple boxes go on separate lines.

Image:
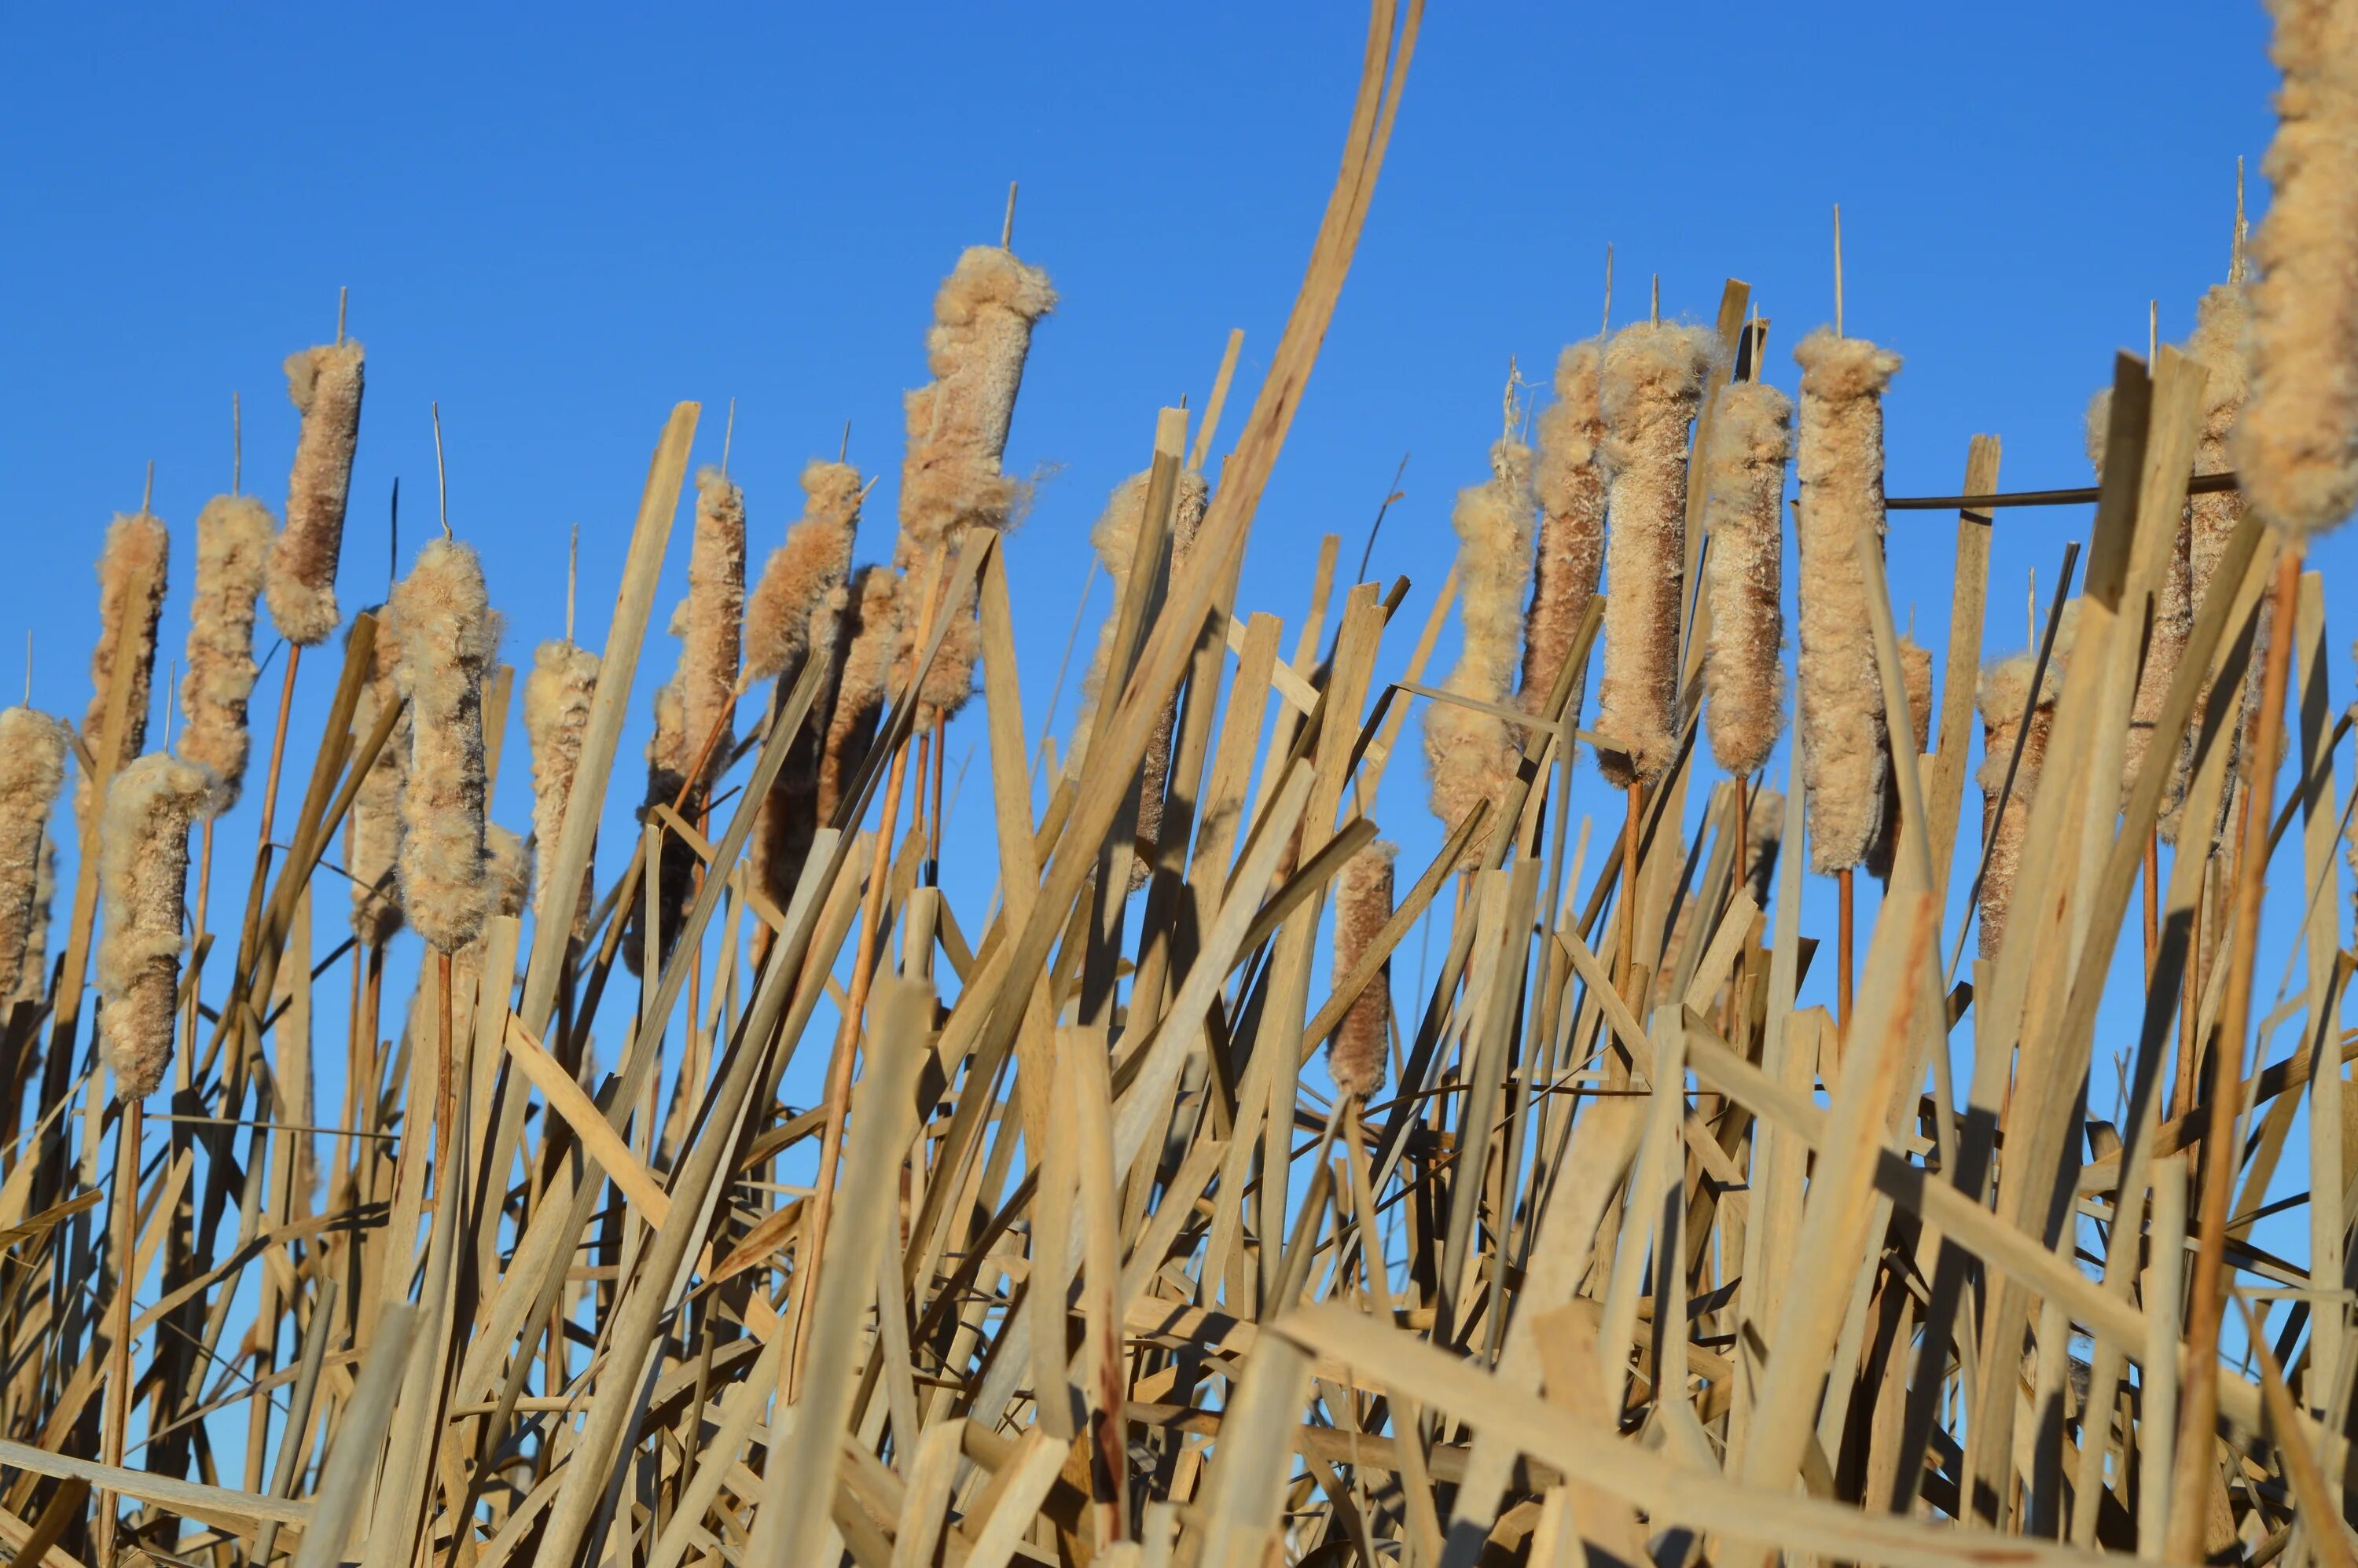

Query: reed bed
left=8, top=9, right=2358, bottom=1568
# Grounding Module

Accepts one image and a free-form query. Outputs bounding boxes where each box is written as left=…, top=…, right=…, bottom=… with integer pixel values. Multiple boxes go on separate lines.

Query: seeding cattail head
left=178, top=494, right=274, bottom=814
left=2232, top=0, right=2358, bottom=537
left=626, top=679, right=692, bottom=975
left=1426, top=438, right=1535, bottom=853
left=1522, top=338, right=1608, bottom=707
left=83, top=509, right=171, bottom=803
left=13, top=832, right=55, bottom=1006
left=1596, top=321, right=1719, bottom=787
left=2084, top=387, right=2114, bottom=476
left=525, top=638, right=601, bottom=942
left=1791, top=326, right=1902, bottom=873
left=348, top=607, right=406, bottom=946
left=744, top=461, right=863, bottom=689
left=96, top=753, right=209, bottom=1099
left=0, top=709, right=70, bottom=1009
left=1745, top=785, right=1786, bottom=906
left=1867, top=634, right=1936, bottom=879
left=390, top=538, right=500, bottom=954
left=1975, top=630, right=2068, bottom=960
left=2187, top=284, right=2253, bottom=604
left=485, top=824, right=531, bottom=924
left=1701, top=380, right=1792, bottom=779
left=898, top=247, right=1057, bottom=560
left=681, top=467, right=747, bottom=790
left=268, top=340, right=364, bottom=646
left=819, top=566, right=902, bottom=821
left=1329, top=839, right=1397, bottom=1100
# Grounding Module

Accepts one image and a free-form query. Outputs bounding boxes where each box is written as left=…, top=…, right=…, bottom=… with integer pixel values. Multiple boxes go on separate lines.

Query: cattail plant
left=526, top=638, right=600, bottom=943
left=681, top=467, right=747, bottom=792
left=818, top=566, right=902, bottom=823
left=1596, top=321, right=1718, bottom=787
left=178, top=494, right=273, bottom=812
left=348, top=610, right=406, bottom=947
left=96, top=754, right=209, bottom=1098
left=1328, top=839, right=1396, bottom=1100
left=1976, top=634, right=2066, bottom=960
left=84, top=509, right=171, bottom=796
left=1700, top=379, right=1791, bottom=780
left=1744, top=785, right=1785, bottom=906
left=2232, top=0, right=2358, bottom=539
left=267, top=341, right=364, bottom=646
left=1791, top=327, right=1902, bottom=872
left=1522, top=339, right=1607, bottom=708
left=0, top=709, right=69, bottom=1008
left=390, top=539, right=499, bottom=955
left=10, top=835, right=55, bottom=1006
left=623, top=679, right=689, bottom=975
left=1868, top=634, right=1936, bottom=878
left=1425, top=435, right=1534, bottom=846
left=744, top=461, right=864, bottom=690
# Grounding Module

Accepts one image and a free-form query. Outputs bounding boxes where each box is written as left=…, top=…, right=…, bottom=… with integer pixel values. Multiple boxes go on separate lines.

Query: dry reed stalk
left=1791, top=326, right=1901, bottom=872
left=1700, top=379, right=1791, bottom=779
left=1328, top=839, right=1396, bottom=1100
left=96, top=753, right=209, bottom=1097
left=348, top=608, right=407, bottom=946
left=1522, top=337, right=1607, bottom=707
left=0, top=710, right=69, bottom=1006
left=1596, top=321, right=1717, bottom=786
left=818, top=565, right=901, bottom=821
left=743, top=460, right=863, bottom=689
left=1425, top=436, right=1534, bottom=852
left=390, top=538, right=499, bottom=953
left=83, top=509, right=170, bottom=806
left=525, top=638, right=600, bottom=942
left=681, top=467, right=747, bottom=791
left=268, top=340, right=364, bottom=646
left=178, top=494, right=274, bottom=813
left=1975, top=636, right=2065, bottom=959
left=2233, top=0, right=2358, bottom=538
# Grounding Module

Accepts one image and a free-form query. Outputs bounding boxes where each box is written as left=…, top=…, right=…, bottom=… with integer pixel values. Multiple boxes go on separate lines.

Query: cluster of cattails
left=390, top=540, right=499, bottom=955
left=267, top=340, right=364, bottom=647
left=1522, top=339, right=1607, bottom=707
left=525, top=637, right=600, bottom=942
left=0, top=709, right=69, bottom=1011
left=83, top=510, right=170, bottom=807
left=1328, top=839, right=1396, bottom=1100
left=178, top=494, right=274, bottom=813
left=1700, top=374, right=1792, bottom=781
left=1976, top=619, right=2070, bottom=959
left=1425, top=434, right=1534, bottom=849
left=96, top=755, right=209, bottom=1098
left=2233, top=0, right=2358, bottom=540
left=349, top=612, right=407, bottom=947
left=1791, top=327, right=1902, bottom=873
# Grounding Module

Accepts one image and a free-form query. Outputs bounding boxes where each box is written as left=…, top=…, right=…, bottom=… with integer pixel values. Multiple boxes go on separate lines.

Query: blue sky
left=1, top=3, right=2334, bottom=1170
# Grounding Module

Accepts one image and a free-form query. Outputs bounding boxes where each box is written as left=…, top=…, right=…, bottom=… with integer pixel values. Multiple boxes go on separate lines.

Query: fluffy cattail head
left=179, top=494, right=274, bottom=814
left=625, top=679, right=694, bottom=976
left=97, top=753, right=209, bottom=1099
left=1596, top=321, right=1720, bottom=787
left=268, top=341, right=364, bottom=646
left=390, top=539, right=500, bottom=953
left=744, top=461, right=863, bottom=689
left=2187, top=284, right=2253, bottom=603
left=1974, top=627, right=2069, bottom=960
left=348, top=607, right=406, bottom=946
left=680, top=467, right=747, bottom=790
left=1523, top=339, right=1609, bottom=706
left=2232, top=0, right=2358, bottom=537
left=1329, top=840, right=1398, bottom=1101
left=0, top=709, right=70, bottom=1008
left=1425, top=439, right=1535, bottom=854
left=1744, top=785, right=1786, bottom=907
left=1791, top=327, right=1902, bottom=873
left=1701, top=380, right=1792, bottom=779
left=13, top=833, right=56, bottom=1006
left=84, top=510, right=171, bottom=800
left=820, top=566, right=902, bottom=821
left=525, top=638, right=600, bottom=942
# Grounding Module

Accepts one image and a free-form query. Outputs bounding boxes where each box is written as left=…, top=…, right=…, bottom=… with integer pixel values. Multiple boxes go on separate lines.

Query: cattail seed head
left=84, top=510, right=171, bottom=807
left=1328, top=839, right=1397, bottom=1101
left=347, top=608, right=407, bottom=946
left=1426, top=439, right=1535, bottom=850
left=1701, top=380, right=1792, bottom=779
left=268, top=341, right=364, bottom=646
left=96, top=753, right=208, bottom=1099
left=1744, top=785, right=1786, bottom=907
left=390, top=539, right=499, bottom=953
left=625, top=678, right=692, bottom=975
left=1791, top=327, right=1902, bottom=873
left=1523, top=339, right=1608, bottom=707
left=681, top=467, right=747, bottom=791
left=744, top=461, right=863, bottom=689
left=525, top=637, right=600, bottom=942
left=1596, top=321, right=1719, bottom=787
left=179, top=494, right=274, bottom=814
left=0, top=709, right=71, bottom=1008
left=819, top=567, right=901, bottom=822
left=2231, top=0, right=2358, bottom=537
left=1867, top=634, right=1937, bottom=879
left=1976, top=645, right=2063, bottom=960
left=13, top=833, right=56, bottom=1006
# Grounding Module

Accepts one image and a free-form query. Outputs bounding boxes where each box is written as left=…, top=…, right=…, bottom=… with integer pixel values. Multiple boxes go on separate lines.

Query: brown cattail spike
left=269, top=340, right=364, bottom=646
left=390, top=538, right=499, bottom=953
left=2232, top=0, right=2358, bottom=537
left=1976, top=637, right=2065, bottom=959
left=85, top=509, right=171, bottom=798
left=347, top=608, right=407, bottom=946
left=1744, top=785, right=1787, bottom=907
left=178, top=494, right=274, bottom=814
left=1329, top=839, right=1397, bottom=1100
left=1425, top=437, right=1534, bottom=849
left=820, top=567, right=902, bottom=824
left=1596, top=321, right=1719, bottom=786
left=681, top=467, right=747, bottom=791
left=525, top=638, right=601, bottom=942
left=13, top=833, right=56, bottom=1006
left=1791, top=326, right=1902, bottom=872
left=96, top=754, right=209, bottom=1099
left=744, top=461, right=864, bottom=690
left=0, top=709, right=70, bottom=1004
left=1700, top=380, right=1792, bottom=779
left=1522, top=338, right=1607, bottom=708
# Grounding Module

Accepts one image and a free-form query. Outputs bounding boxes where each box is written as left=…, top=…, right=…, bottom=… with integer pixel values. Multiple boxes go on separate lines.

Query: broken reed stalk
left=83, top=509, right=171, bottom=818
left=1596, top=321, right=1717, bottom=786
left=178, top=494, right=273, bottom=814
left=1523, top=337, right=1607, bottom=707
left=1424, top=436, right=1533, bottom=858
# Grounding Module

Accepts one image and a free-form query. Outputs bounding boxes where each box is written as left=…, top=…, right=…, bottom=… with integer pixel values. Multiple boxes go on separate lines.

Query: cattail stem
left=257, top=643, right=301, bottom=854
left=1620, top=782, right=1643, bottom=986
left=2143, top=831, right=2160, bottom=980
left=96, top=1095, right=141, bottom=1566
left=929, top=719, right=947, bottom=881
left=1836, top=868, right=1854, bottom=1037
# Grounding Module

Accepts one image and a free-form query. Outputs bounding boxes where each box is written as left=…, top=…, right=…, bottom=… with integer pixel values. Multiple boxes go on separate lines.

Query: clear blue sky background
left=2, top=3, right=2338, bottom=1220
